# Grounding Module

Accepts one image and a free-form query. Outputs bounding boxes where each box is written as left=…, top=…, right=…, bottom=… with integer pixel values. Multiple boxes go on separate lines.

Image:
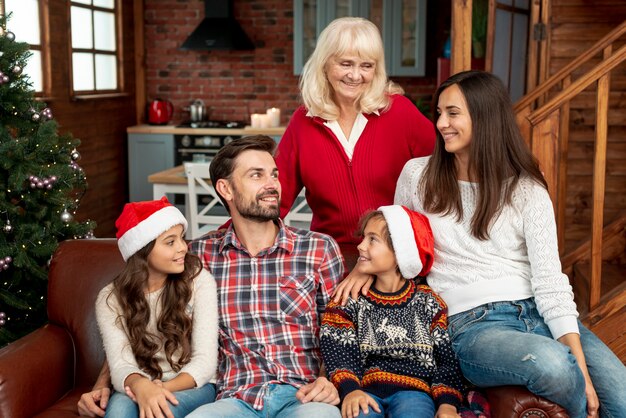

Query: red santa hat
left=378, top=205, right=435, bottom=278
left=115, top=196, right=188, bottom=261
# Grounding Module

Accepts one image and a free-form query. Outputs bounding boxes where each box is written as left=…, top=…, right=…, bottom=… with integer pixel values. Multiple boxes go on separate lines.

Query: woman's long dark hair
left=109, top=240, right=202, bottom=379
left=420, top=70, right=547, bottom=240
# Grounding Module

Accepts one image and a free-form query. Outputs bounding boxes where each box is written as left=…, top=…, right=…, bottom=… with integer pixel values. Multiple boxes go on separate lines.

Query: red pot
left=148, top=98, right=174, bottom=125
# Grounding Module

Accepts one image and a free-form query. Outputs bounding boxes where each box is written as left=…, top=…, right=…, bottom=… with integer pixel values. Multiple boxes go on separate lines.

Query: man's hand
left=77, top=387, right=111, bottom=417
left=295, top=377, right=340, bottom=405
left=341, top=390, right=380, bottom=418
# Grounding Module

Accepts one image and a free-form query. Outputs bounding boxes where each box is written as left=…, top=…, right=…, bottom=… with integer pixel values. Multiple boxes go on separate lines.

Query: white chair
left=283, top=188, right=312, bottom=229
left=184, top=162, right=230, bottom=239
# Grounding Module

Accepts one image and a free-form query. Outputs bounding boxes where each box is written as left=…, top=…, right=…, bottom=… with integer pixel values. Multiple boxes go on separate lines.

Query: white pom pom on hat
left=115, top=196, right=188, bottom=261
left=378, top=205, right=435, bottom=278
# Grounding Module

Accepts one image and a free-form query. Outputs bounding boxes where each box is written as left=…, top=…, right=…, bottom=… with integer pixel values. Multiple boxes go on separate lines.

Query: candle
left=266, top=107, right=281, bottom=128
left=251, top=113, right=263, bottom=128
left=259, top=114, right=271, bottom=128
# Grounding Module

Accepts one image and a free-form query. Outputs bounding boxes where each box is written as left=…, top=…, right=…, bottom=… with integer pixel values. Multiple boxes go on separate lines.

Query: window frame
left=68, top=0, right=124, bottom=98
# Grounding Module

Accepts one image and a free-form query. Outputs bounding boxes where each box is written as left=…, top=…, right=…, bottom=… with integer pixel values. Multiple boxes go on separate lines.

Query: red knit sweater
left=275, top=95, right=435, bottom=245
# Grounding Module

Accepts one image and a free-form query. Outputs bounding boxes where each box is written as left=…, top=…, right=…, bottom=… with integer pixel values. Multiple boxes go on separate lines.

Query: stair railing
left=515, top=20, right=626, bottom=311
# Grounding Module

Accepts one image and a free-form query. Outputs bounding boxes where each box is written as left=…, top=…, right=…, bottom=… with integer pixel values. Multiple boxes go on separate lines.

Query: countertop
left=127, top=124, right=286, bottom=136
left=148, top=165, right=187, bottom=185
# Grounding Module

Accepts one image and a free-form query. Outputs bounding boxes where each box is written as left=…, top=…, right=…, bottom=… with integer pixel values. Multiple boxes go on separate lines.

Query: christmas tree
left=0, top=16, right=95, bottom=346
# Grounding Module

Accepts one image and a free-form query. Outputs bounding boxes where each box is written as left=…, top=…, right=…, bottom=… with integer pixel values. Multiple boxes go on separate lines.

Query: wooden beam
left=485, top=0, right=495, bottom=72
left=134, top=0, right=146, bottom=124
left=556, top=75, right=571, bottom=253
left=589, top=46, right=612, bottom=310
left=532, top=111, right=560, bottom=206
left=451, top=0, right=472, bottom=75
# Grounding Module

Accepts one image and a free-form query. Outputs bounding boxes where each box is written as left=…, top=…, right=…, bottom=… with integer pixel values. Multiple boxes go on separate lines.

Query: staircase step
left=572, top=263, right=626, bottom=362
left=571, top=262, right=625, bottom=315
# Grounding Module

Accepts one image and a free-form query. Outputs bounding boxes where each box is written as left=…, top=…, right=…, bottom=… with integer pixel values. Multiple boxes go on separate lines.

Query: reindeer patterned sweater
left=320, top=279, right=464, bottom=409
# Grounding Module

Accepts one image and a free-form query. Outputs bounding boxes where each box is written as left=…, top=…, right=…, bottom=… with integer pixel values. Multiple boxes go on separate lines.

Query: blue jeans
left=186, top=384, right=341, bottom=418
left=104, top=383, right=216, bottom=418
left=353, top=391, right=435, bottom=418
left=448, top=298, right=626, bottom=418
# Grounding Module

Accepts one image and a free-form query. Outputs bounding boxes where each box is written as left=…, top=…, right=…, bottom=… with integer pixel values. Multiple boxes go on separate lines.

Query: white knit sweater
left=96, top=268, right=219, bottom=393
left=394, top=157, right=579, bottom=340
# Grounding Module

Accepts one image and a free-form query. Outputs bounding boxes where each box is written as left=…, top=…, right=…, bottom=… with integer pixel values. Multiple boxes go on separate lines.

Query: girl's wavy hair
left=109, top=239, right=202, bottom=380
left=300, top=17, right=404, bottom=120
left=420, top=70, right=547, bottom=240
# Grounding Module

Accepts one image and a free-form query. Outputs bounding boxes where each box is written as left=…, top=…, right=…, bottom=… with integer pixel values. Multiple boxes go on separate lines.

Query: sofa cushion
left=47, top=239, right=124, bottom=388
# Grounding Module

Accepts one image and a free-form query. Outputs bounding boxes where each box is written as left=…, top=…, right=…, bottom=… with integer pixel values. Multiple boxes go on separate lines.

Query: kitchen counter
left=127, top=124, right=286, bottom=136
left=148, top=165, right=187, bottom=185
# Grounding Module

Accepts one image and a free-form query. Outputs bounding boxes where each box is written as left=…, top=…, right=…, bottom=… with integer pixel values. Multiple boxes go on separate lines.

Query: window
left=70, top=0, right=119, bottom=94
left=3, top=0, right=47, bottom=94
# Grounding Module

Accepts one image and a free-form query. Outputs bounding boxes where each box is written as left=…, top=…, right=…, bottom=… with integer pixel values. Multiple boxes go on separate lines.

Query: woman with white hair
left=276, top=17, right=435, bottom=247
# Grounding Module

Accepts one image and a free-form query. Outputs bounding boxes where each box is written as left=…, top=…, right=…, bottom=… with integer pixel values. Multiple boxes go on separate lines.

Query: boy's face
left=356, top=217, right=397, bottom=277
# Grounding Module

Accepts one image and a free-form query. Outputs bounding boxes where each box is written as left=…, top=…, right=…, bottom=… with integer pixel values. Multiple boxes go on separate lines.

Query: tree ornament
left=31, top=112, right=41, bottom=122
left=5, top=31, right=15, bottom=41
left=71, top=149, right=81, bottom=161
left=0, top=256, right=12, bottom=270
left=3, top=220, right=12, bottom=234
left=0, top=312, right=6, bottom=327
left=11, top=65, right=22, bottom=76
left=61, top=209, right=74, bottom=223
left=41, top=107, right=53, bottom=120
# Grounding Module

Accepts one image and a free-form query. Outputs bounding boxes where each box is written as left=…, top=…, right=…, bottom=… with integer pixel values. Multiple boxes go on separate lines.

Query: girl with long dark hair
left=96, top=197, right=218, bottom=418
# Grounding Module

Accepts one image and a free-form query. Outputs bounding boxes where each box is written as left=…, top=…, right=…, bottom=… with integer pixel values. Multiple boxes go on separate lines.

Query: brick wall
left=144, top=0, right=440, bottom=126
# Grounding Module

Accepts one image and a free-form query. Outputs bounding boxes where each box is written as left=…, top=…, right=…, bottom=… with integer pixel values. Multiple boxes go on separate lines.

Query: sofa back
left=47, top=239, right=124, bottom=388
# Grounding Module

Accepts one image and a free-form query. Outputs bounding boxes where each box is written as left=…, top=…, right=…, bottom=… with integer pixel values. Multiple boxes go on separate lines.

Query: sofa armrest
left=485, top=385, right=569, bottom=418
left=0, top=324, right=75, bottom=418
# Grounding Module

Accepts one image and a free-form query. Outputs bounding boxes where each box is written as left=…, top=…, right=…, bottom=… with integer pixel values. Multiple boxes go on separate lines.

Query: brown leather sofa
left=0, top=239, right=568, bottom=418
left=0, top=239, right=124, bottom=418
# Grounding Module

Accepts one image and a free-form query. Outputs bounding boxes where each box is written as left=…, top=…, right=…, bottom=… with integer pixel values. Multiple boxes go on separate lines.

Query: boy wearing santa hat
left=320, top=206, right=464, bottom=418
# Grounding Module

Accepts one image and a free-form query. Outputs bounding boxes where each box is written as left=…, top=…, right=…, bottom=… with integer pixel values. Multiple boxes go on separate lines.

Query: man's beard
left=233, top=188, right=280, bottom=222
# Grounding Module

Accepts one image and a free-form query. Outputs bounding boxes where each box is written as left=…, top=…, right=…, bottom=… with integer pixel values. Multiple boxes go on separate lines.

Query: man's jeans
left=448, top=298, right=626, bottom=418
left=104, top=383, right=216, bottom=418
left=186, top=384, right=341, bottom=418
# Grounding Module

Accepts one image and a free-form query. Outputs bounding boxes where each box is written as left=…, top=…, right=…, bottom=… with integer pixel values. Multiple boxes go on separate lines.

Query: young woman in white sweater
left=96, top=197, right=218, bottom=418
left=335, top=71, right=626, bottom=418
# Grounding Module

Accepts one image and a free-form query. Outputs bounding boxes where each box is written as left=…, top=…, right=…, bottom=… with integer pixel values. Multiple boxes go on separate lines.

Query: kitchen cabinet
left=293, top=0, right=426, bottom=76
left=128, top=133, right=174, bottom=202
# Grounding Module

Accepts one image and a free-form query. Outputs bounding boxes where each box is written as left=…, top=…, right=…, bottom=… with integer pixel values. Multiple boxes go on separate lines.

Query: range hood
left=181, top=0, right=254, bottom=51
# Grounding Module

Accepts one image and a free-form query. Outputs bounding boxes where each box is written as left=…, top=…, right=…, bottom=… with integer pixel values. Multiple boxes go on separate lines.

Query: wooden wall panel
left=44, top=3, right=137, bottom=236
left=549, top=1, right=626, bottom=253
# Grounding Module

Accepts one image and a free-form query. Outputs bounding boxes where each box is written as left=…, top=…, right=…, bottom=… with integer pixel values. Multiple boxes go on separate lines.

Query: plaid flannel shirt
left=189, top=220, right=344, bottom=409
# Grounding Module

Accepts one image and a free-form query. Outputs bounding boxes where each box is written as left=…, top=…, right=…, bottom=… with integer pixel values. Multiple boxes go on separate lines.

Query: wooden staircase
left=514, top=20, right=626, bottom=361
